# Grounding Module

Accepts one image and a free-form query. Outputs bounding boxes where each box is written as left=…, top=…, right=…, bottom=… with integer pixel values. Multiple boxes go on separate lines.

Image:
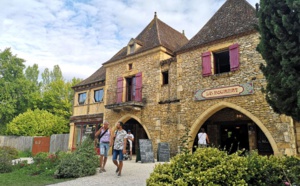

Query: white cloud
left=0, top=0, right=259, bottom=81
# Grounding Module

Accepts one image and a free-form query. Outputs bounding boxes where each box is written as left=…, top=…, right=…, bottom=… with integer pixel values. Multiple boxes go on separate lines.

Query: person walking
left=126, top=130, right=134, bottom=160
left=95, top=120, right=112, bottom=173
left=112, top=121, right=127, bottom=177
left=198, top=128, right=210, bottom=148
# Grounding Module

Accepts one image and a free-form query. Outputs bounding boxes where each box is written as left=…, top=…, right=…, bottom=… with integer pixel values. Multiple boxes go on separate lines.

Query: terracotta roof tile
left=178, top=0, right=258, bottom=53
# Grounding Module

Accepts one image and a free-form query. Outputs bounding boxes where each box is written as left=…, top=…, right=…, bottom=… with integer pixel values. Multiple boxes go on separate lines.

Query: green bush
left=25, top=152, right=60, bottom=176
left=54, top=137, right=98, bottom=178
left=18, top=149, right=32, bottom=158
left=0, top=146, right=19, bottom=173
left=282, top=156, right=300, bottom=185
left=147, top=148, right=300, bottom=186
left=0, top=146, right=19, bottom=159
left=6, top=109, right=68, bottom=136
left=0, top=151, right=14, bottom=173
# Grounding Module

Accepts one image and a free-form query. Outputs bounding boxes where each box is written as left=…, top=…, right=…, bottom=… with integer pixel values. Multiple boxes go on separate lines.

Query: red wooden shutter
left=229, top=43, right=239, bottom=71
left=135, top=72, right=142, bottom=102
left=202, top=52, right=212, bottom=76
left=116, top=77, right=123, bottom=103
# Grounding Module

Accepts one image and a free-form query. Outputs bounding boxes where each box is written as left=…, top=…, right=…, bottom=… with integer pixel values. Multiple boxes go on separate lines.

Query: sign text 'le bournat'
left=194, top=82, right=254, bottom=101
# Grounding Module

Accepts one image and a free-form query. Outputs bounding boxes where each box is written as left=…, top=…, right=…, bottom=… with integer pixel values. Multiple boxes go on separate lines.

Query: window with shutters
left=214, top=50, right=230, bottom=74
left=126, top=76, right=136, bottom=101
left=202, top=43, right=239, bottom=77
left=116, top=72, right=142, bottom=103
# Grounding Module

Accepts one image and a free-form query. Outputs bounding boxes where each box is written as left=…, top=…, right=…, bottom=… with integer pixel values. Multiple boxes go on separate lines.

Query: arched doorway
left=192, top=106, right=275, bottom=155
left=123, top=118, right=149, bottom=155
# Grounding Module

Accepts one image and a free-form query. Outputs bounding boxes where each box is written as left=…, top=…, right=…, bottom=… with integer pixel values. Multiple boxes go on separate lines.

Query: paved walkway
left=48, top=156, right=161, bottom=186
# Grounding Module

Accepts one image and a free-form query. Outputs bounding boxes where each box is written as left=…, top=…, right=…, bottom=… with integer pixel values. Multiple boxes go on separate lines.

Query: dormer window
left=127, top=38, right=142, bottom=55
left=129, top=44, right=134, bottom=54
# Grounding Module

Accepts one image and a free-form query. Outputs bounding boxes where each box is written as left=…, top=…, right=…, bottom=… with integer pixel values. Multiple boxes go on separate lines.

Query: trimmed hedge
left=147, top=148, right=300, bottom=186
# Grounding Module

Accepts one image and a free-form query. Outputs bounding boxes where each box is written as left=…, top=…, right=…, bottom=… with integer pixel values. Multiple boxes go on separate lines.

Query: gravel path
left=48, top=156, right=161, bottom=186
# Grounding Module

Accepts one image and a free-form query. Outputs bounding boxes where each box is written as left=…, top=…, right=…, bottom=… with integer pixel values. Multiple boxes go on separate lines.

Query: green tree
left=257, top=0, right=300, bottom=121
left=24, top=64, right=43, bottom=110
left=6, top=109, right=68, bottom=136
left=0, top=48, right=81, bottom=134
left=0, top=48, right=30, bottom=130
left=41, top=66, right=81, bottom=122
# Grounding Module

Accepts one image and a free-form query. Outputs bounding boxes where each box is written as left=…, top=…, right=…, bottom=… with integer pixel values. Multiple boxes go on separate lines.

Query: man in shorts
left=112, top=121, right=127, bottom=177
left=95, top=120, right=112, bottom=173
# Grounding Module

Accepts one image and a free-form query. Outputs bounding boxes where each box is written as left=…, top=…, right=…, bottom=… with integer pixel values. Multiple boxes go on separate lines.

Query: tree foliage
left=257, top=0, right=300, bottom=121
left=6, top=109, right=68, bottom=136
left=41, top=66, right=81, bottom=121
left=0, top=48, right=38, bottom=129
left=0, top=48, right=82, bottom=135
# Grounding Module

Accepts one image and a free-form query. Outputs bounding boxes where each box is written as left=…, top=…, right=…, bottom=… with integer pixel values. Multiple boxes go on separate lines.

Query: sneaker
left=117, top=173, right=121, bottom=177
left=99, top=169, right=103, bottom=173
left=101, top=168, right=106, bottom=172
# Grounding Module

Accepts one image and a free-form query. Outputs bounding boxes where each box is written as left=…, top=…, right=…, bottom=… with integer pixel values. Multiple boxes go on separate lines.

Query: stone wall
left=104, top=47, right=181, bottom=155
left=103, top=33, right=298, bottom=156
left=176, top=32, right=297, bottom=155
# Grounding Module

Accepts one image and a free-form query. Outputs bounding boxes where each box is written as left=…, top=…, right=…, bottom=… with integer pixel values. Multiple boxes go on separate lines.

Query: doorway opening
left=193, top=108, right=273, bottom=155
left=123, top=118, right=148, bottom=155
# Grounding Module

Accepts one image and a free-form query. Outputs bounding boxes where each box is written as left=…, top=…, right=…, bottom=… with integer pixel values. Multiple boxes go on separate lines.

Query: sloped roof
left=104, top=13, right=188, bottom=64
left=178, top=0, right=257, bottom=53
left=73, top=65, right=106, bottom=88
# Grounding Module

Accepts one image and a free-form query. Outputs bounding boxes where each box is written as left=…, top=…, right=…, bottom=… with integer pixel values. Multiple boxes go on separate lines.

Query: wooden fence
left=0, top=134, right=69, bottom=155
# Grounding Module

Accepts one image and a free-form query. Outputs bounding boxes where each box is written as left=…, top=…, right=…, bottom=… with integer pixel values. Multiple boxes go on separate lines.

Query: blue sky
left=0, top=0, right=258, bottom=81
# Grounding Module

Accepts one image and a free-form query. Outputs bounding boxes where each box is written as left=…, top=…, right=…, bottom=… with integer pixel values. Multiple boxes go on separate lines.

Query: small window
left=94, top=89, right=104, bottom=102
left=162, top=71, right=169, bottom=85
left=129, top=44, right=134, bottom=54
left=214, top=50, right=230, bottom=74
left=78, top=92, right=86, bottom=105
left=128, top=63, right=133, bottom=70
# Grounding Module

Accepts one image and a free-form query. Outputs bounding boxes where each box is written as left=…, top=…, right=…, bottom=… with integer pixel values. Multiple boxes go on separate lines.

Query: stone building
left=68, top=0, right=299, bottom=156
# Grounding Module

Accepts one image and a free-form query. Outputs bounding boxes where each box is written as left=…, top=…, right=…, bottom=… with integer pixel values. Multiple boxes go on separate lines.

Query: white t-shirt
left=198, top=132, right=207, bottom=145
left=126, top=134, right=134, bottom=146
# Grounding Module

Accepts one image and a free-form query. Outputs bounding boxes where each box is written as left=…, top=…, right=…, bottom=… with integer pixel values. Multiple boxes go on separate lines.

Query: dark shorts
left=112, top=149, right=124, bottom=161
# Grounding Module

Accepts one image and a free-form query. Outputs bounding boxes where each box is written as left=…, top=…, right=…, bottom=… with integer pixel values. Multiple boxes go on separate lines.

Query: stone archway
left=117, top=114, right=151, bottom=140
left=189, top=101, right=280, bottom=155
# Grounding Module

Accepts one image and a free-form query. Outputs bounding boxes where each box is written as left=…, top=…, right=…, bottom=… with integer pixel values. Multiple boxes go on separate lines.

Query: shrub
left=282, top=156, right=300, bottom=185
left=26, top=152, right=60, bottom=176
left=6, top=109, right=68, bottom=136
left=147, top=148, right=300, bottom=186
left=245, top=151, right=284, bottom=185
left=18, top=149, right=32, bottom=158
left=0, top=151, right=14, bottom=173
left=0, top=146, right=18, bottom=173
left=54, top=137, right=99, bottom=178
left=0, top=146, right=19, bottom=159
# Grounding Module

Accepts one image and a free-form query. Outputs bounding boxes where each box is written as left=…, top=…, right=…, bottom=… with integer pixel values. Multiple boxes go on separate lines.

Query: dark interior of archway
left=123, top=118, right=148, bottom=154
left=192, top=108, right=273, bottom=155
